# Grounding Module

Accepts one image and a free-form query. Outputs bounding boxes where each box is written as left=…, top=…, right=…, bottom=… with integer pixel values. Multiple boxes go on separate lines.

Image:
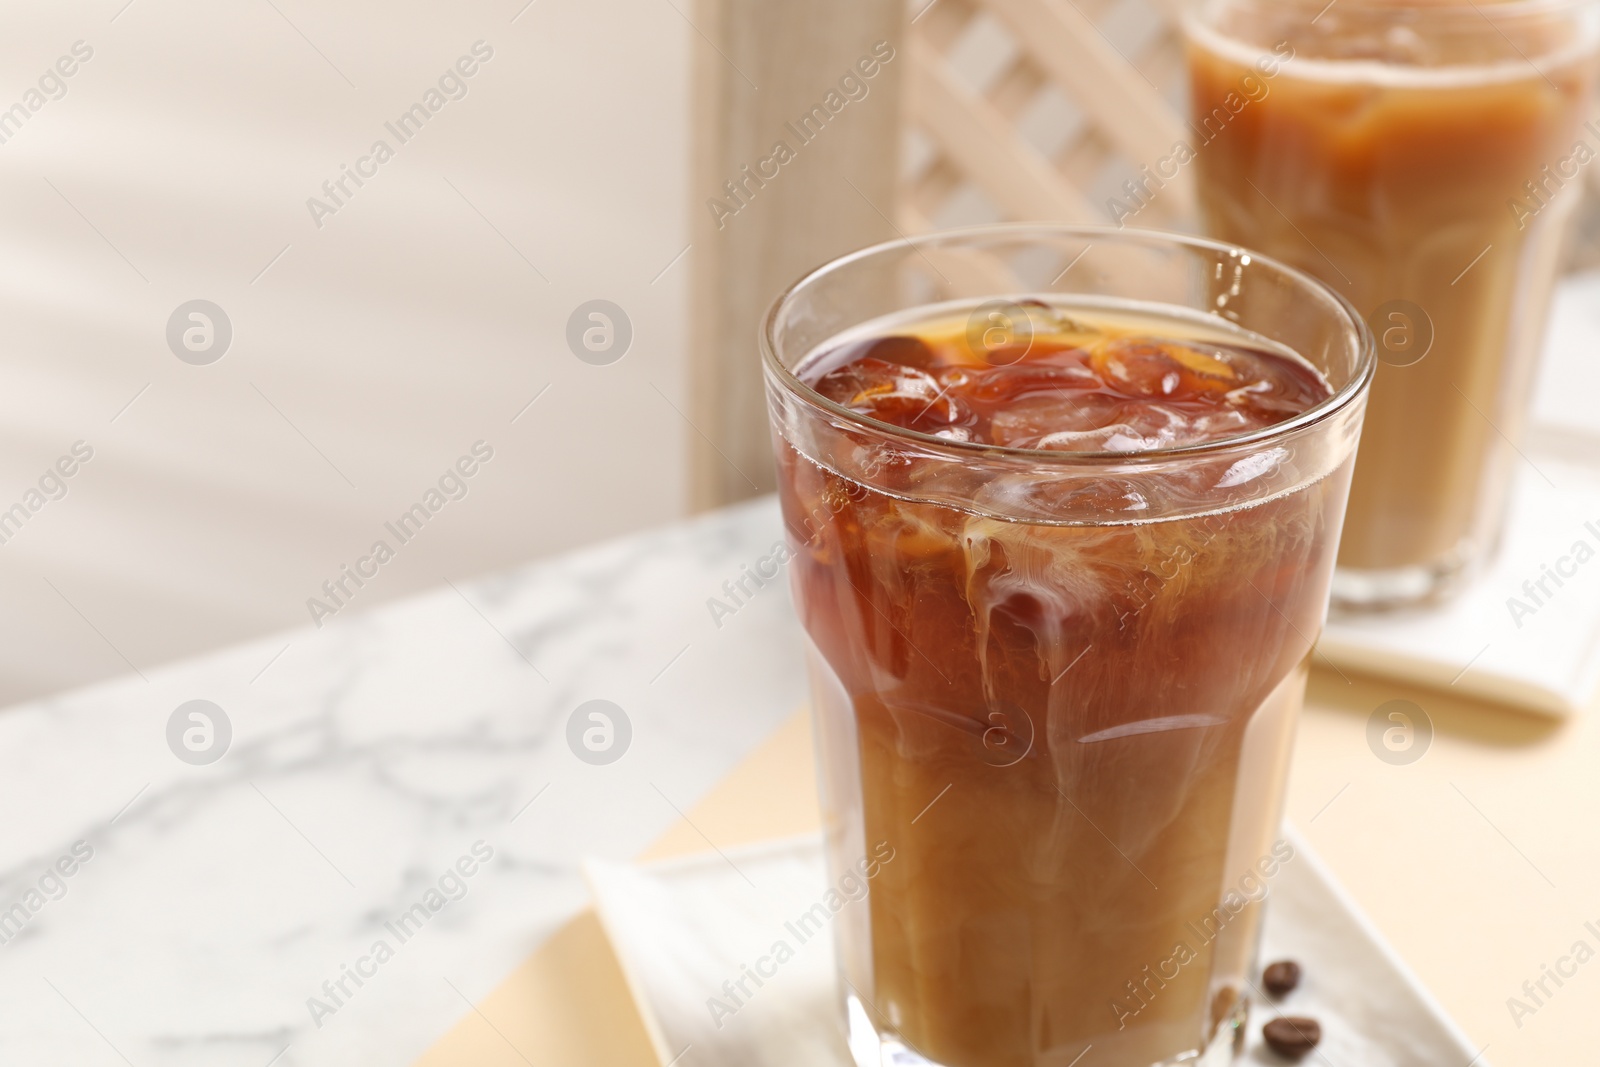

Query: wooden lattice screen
left=687, top=0, right=1600, bottom=510
left=899, top=0, right=1600, bottom=258
left=901, top=0, right=1194, bottom=235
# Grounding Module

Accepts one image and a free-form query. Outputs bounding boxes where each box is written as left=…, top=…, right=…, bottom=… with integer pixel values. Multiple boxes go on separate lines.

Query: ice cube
left=813, top=357, right=975, bottom=435
left=1089, top=338, right=1238, bottom=399
left=990, top=395, right=1192, bottom=452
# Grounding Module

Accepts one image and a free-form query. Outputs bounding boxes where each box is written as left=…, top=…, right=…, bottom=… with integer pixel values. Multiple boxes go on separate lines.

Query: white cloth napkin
left=1319, top=455, right=1600, bottom=716
left=585, top=830, right=1483, bottom=1067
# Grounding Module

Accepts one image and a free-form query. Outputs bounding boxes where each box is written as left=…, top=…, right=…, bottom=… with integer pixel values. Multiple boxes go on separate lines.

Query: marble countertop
left=9, top=485, right=1600, bottom=1067
left=0, top=496, right=806, bottom=1067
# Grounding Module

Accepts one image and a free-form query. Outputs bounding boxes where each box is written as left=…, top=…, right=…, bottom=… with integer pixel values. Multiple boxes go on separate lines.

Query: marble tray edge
left=583, top=855, right=687, bottom=1067
left=1283, top=822, right=1489, bottom=1066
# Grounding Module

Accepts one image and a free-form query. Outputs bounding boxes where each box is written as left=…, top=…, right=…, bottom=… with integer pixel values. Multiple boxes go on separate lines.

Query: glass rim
left=761, top=223, right=1376, bottom=468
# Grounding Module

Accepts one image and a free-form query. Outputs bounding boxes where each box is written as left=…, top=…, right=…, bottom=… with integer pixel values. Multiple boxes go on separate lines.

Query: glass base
left=1329, top=541, right=1475, bottom=613
left=843, top=990, right=1248, bottom=1067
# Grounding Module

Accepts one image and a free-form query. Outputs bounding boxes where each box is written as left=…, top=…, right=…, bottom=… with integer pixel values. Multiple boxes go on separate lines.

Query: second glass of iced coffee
left=1186, top=0, right=1600, bottom=607
left=764, top=227, right=1373, bottom=1066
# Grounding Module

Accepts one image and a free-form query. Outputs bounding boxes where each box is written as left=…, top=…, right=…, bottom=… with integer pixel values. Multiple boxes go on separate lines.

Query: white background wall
left=3, top=0, right=1598, bottom=707
left=0, top=0, right=690, bottom=704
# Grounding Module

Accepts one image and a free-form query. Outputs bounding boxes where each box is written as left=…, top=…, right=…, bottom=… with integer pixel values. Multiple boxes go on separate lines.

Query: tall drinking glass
left=763, top=226, right=1373, bottom=1067
left=1185, top=0, right=1600, bottom=608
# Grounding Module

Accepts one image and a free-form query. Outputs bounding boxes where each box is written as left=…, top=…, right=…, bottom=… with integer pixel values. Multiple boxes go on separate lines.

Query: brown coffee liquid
left=1188, top=9, right=1598, bottom=583
left=780, top=303, right=1348, bottom=1065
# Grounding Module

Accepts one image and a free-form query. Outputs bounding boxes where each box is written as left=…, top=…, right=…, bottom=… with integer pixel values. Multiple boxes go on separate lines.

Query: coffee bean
left=1262, top=1016, right=1321, bottom=1059
left=1263, top=959, right=1302, bottom=997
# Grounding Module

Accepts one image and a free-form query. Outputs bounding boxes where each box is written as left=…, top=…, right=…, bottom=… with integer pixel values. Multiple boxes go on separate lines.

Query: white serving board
left=585, top=829, right=1484, bottom=1067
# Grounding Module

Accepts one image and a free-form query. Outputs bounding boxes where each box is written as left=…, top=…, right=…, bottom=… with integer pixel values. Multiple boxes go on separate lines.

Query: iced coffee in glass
left=763, top=227, right=1373, bottom=1066
left=1186, top=0, right=1600, bottom=608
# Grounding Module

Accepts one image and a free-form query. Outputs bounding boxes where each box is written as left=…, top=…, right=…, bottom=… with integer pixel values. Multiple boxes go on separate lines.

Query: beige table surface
left=415, top=665, right=1600, bottom=1066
